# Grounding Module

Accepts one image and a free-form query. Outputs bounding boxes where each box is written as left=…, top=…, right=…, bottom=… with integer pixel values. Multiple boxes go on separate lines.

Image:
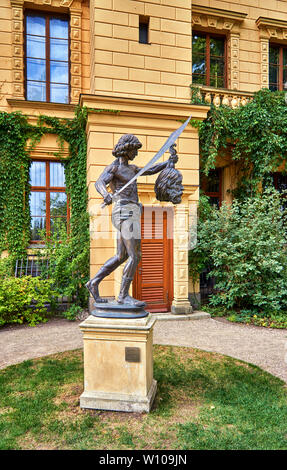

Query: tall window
left=201, top=169, right=222, bottom=208
left=192, top=32, right=226, bottom=88
left=270, top=172, right=287, bottom=215
left=269, top=45, right=287, bottom=91
left=139, top=16, right=149, bottom=44
left=29, top=161, right=68, bottom=242
left=25, top=12, right=69, bottom=103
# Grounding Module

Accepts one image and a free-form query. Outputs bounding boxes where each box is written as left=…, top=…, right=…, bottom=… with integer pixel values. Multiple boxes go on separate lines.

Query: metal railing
left=14, top=256, right=68, bottom=311
left=14, top=255, right=50, bottom=278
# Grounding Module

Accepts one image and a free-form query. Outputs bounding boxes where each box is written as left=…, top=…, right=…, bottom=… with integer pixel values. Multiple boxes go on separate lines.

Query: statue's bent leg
left=86, top=237, right=128, bottom=302
left=117, top=227, right=145, bottom=307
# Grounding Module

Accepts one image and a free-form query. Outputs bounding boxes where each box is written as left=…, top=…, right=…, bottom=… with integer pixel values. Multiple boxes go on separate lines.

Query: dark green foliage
left=190, top=190, right=287, bottom=315
left=0, top=107, right=90, bottom=318
left=36, top=217, right=89, bottom=307
left=35, top=107, right=90, bottom=306
left=194, top=88, right=287, bottom=198
left=37, top=106, right=89, bottom=241
left=0, top=112, right=33, bottom=257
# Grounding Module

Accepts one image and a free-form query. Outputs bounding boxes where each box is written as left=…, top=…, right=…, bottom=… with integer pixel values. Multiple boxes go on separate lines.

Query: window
left=25, top=11, right=69, bottom=103
left=272, top=172, right=287, bottom=192
left=192, top=32, right=226, bottom=88
left=139, top=16, right=149, bottom=44
left=29, top=161, right=68, bottom=242
left=201, top=169, right=222, bottom=208
left=269, top=172, right=287, bottom=216
left=269, top=45, right=287, bottom=91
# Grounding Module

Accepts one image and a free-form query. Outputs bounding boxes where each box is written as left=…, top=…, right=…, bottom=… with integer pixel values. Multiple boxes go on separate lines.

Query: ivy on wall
left=0, top=112, right=33, bottom=257
left=0, top=106, right=89, bottom=259
left=191, top=88, right=287, bottom=197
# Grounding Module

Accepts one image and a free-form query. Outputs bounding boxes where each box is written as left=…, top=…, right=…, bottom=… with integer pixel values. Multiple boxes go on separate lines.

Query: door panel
left=133, top=206, right=173, bottom=312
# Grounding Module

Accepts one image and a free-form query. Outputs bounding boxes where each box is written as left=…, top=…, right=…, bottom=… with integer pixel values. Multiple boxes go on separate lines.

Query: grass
left=1, top=345, right=287, bottom=450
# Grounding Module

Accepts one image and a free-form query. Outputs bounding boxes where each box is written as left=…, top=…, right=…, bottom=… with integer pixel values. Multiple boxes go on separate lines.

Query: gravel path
left=1, top=315, right=287, bottom=383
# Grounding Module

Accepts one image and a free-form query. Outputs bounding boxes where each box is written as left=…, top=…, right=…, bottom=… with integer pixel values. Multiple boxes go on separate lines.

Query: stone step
left=152, top=311, right=211, bottom=321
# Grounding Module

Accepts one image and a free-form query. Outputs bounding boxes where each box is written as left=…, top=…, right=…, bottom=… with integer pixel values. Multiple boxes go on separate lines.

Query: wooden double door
left=133, top=206, right=174, bottom=312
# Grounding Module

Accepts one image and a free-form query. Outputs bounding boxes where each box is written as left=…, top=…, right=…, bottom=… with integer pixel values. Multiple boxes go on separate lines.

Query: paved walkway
left=1, top=315, right=287, bottom=383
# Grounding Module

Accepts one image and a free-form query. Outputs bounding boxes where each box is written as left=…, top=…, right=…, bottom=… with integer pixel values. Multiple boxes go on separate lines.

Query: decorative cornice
left=256, top=16, right=287, bottom=30
left=10, top=0, right=84, bottom=7
left=256, top=16, right=287, bottom=39
left=192, top=5, right=247, bottom=22
left=80, top=94, right=210, bottom=122
left=192, top=5, right=247, bottom=34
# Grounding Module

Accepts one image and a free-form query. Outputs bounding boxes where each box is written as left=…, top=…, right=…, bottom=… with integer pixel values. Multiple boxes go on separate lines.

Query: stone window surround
left=192, top=5, right=247, bottom=91
left=10, top=0, right=83, bottom=104
left=256, top=17, right=287, bottom=90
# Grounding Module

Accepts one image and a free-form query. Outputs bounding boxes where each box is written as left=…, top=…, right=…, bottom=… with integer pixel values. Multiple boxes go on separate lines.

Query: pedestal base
left=79, top=313, right=157, bottom=413
left=92, top=301, right=149, bottom=319
left=80, top=379, right=157, bottom=413
left=171, top=301, right=192, bottom=314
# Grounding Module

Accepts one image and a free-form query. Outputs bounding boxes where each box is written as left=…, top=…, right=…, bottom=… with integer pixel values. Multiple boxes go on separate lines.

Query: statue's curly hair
left=112, top=134, right=142, bottom=158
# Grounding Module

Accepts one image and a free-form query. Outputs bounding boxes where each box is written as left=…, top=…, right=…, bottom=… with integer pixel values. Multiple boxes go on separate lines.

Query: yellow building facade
left=1, top=0, right=287, bottom=311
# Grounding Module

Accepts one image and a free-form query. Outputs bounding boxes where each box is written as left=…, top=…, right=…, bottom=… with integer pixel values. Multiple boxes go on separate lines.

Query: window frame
left=24, top=9, right=71, bottom=104
left=192, top=31, right=227, bottom=89
left=139, top=16, right=150, bottom=44
left=201, top=168, right=222, bottom=208
left=269, top=43, right=287, bottom=92
left=272, top=172, right=287, bottom=194
left=29, top=159, right=70, bottom=243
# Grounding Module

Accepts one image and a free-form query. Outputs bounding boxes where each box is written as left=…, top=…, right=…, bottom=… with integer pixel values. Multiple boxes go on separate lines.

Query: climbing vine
left=0, top=106, right=90, bottom=263
left=192, top=88, right=287, bottom=198
left=0, top=112, right=33, bottom=258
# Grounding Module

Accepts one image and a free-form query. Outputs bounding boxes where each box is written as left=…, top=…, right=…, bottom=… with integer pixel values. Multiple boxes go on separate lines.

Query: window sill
left=28, top=244, right=46, bottom=249
left=7, top=98, right=76, bottom=113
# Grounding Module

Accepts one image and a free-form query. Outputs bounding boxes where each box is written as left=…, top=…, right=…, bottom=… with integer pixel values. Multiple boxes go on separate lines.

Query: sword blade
left=113, top=114, right=192, bottom=199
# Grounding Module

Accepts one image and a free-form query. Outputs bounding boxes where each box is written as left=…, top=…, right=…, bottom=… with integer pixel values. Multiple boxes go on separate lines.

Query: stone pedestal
left=79, top=313, right=157, bottom=413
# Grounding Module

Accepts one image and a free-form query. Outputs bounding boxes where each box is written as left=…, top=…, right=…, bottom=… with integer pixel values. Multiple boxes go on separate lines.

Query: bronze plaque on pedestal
left=125, top=347, right=141, bottom=363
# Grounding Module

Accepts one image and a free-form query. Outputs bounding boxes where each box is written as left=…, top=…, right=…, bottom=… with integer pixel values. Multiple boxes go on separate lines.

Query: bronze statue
left=86, top=134, right=179, bottom=307
left=85, top=116, right=191, bottom=314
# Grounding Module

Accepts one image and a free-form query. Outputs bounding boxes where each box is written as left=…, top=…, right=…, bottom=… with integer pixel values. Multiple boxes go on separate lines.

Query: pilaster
left=11, top=0, right=24, bottom=99
left=171, top=202, right=192, bottom=314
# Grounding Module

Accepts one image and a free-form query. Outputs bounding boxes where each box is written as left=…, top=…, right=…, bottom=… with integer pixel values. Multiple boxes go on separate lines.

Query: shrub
left=36, top=216, right=89, bottom=308
left=0, top=276, right=56, bottom=326
left=0, top=256, right=14, bottom=278
left=190, top=189, right=287, bottom=314
left=62, top=304, right=83, bottom=321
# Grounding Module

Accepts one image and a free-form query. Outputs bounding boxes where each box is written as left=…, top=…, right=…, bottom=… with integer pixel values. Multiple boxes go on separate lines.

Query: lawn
left=1, top=345, right=287, bottom=450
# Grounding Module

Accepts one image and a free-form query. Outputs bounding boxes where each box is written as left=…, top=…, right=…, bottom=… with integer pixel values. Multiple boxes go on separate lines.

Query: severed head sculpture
left=154, top=144, right=184, bottom=205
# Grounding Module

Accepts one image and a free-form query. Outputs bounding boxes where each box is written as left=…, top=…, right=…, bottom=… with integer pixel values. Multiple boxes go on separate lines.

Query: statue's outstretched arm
left=141, top=161, right=168, bottom=176
left=141, top=144, right=179, bottom=175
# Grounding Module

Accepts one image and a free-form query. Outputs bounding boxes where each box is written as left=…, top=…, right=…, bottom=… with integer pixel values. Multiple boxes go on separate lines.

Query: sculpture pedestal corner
left=79, top=313, right=157, bottom=413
